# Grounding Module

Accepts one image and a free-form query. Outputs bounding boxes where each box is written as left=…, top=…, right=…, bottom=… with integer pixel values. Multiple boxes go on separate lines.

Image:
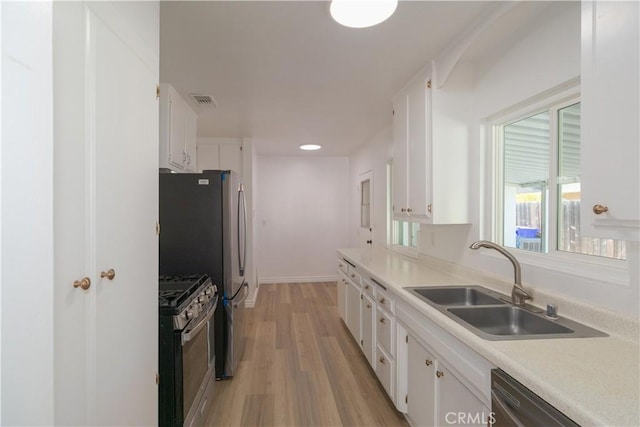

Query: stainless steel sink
left=405, top=285, right=607, bottom=340
left=410, top=286, right=505, bottom=306
left=447, top=306, right=607, bottom=340
left=449, top=306, right=572, bottom=336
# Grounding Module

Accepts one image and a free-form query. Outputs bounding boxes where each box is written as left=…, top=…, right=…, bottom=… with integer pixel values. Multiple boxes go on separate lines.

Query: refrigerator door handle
left=232, top=283, right=249, bottom=308
left=237, top=184, right=247, bottom=276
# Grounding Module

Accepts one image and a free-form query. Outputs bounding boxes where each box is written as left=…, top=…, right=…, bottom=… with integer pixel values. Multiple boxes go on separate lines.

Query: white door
left=358, top=170, right=373, bottom=247
left=53, top=2, right=159, bottom=425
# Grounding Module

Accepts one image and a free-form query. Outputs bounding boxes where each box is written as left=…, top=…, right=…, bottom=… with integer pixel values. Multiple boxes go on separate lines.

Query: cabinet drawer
left=375, top=345, right=395, bottom=401
left=362, top=277, right=375, bottom=298
left=337, top=259, right=348, bottom=275
left=376, top=308, right=394, bottom=356
left=376, top=287, right=395, bottom=314
left=347, top=269, right=362, bottom=285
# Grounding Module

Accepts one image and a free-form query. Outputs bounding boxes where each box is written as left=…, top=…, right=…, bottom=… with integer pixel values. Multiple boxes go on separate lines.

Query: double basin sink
left=406, top=286, right=607, bottom=340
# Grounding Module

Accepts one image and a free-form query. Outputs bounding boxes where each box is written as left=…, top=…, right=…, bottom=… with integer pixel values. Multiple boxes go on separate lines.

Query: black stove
left=158, top=273, right=218, bottom=427
left=159, top=274, right=210, bottom=313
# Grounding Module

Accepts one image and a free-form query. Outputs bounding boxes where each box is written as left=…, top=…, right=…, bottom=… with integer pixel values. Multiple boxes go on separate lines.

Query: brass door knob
left=593, top=204, right=609, bottom=215
left=73, top=277, right=91, bottom=290
left=100, top=269, right=116, bottom=280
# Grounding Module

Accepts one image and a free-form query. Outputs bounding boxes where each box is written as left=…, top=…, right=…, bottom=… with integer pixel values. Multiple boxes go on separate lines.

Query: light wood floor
left=204, top=282, right=409, bottom=427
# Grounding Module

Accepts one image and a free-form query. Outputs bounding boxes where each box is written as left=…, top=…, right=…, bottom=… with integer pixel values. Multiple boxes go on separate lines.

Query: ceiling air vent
left=190, top=94, right=217, bottom=109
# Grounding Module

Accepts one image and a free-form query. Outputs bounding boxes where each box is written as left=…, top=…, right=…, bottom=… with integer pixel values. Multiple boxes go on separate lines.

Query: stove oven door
left=181, top=298, right=217, bottom=427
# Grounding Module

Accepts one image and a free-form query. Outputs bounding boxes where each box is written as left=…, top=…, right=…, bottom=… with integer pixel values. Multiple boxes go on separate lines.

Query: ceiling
left=159, top=0, right=500, bottom=155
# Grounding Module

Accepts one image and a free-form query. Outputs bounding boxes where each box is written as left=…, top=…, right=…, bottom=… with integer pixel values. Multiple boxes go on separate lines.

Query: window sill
left=478, top=247, right=629, bottom=287
left=389, top=244, right=419, bottom=259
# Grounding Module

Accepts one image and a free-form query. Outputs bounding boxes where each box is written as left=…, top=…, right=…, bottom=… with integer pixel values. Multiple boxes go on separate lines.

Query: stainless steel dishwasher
left=491, top=369, right=579, bottom=426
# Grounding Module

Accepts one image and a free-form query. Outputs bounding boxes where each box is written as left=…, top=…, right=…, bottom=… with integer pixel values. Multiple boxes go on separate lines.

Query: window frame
left=483, top=80, right=629, bottom=286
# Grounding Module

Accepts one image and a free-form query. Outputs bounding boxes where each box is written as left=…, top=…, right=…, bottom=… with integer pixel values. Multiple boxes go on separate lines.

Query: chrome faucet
left=469, top=240, right=532, bottom=306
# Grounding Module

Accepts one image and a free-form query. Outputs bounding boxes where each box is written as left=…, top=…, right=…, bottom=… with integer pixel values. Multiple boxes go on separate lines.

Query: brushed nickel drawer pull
left=379, top=317, right=386, bottom=324
left=436, top=370, right=444, bottom=378
left=425, top=359, right=433, bottom=367
left=379, top=356, right=385, bottom=364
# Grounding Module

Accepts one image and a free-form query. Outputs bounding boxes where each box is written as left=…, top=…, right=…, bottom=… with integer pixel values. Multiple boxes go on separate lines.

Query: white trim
left=259, top=275, right=337, bottom=284
left=244, top=285, right=259, bottom=308
left=477, top=246, right=629, bottom=287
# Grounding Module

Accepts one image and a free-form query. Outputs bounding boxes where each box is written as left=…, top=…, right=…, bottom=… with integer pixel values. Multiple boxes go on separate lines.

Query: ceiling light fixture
left=299, top=144, right=322, bottom=151
left=330, top=0, right=398, bottom=29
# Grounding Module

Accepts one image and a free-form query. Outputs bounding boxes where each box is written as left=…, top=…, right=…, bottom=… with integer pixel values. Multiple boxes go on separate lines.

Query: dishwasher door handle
left=491, top=389, right=526, bottom=427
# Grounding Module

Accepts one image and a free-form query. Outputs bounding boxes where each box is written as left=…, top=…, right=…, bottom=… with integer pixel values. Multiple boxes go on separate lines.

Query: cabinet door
left=183, top=106, right=197, bottom=172
left=168, top=92, right=186, bottom=169
left=337, top=273, right=348, bottom=322
left=580, top=0, right=640, bottom=240
left=407, top=77, right=428, bottom=218
left=436, top=363, right=489, bottom=427
left=54, top=2, right=159, bottom=425
left=407, top=334, right=436, bottom=426
left=346, top=278, right=361, bottom=341
left=219, top=143, right=243, bottom=174
left=392, top=93, right=409, bottom=218
left=361, top=294, right=375, bottom=368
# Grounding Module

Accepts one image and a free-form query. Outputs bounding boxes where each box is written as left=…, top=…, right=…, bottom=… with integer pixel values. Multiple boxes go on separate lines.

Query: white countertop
left=337, top=247, right=640, bottom=427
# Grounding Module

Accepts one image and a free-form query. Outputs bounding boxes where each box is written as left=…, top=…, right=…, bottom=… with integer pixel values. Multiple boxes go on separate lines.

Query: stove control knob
left=205, top=288, right=213, bottom=296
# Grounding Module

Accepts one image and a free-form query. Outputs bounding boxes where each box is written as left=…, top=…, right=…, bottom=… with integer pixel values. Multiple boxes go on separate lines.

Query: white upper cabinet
left=196, top=138, right=243, bottom=175
left=392, top=65, right=470, bottom=224
left=159, top=83, right=197, bottom=172
left=581, top=0, right=639, bottom=241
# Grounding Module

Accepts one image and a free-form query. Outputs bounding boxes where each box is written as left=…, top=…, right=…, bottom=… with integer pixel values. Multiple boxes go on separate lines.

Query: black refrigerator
left=159, top=170, right=248, bottom=379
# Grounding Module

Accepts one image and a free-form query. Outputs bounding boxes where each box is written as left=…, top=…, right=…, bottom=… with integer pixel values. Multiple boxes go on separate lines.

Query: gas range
left=159, top=274, right=217, bottom=330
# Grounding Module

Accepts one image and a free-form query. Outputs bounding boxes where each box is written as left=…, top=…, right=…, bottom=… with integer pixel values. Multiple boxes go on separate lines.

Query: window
left=494, top=97, right=626, bottom=260
left=360, top=177, right=371, bottom=228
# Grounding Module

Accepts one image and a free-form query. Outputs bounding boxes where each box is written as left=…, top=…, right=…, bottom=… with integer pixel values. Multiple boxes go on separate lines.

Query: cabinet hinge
left=392, top=109, right=395, bottom=116
left=360, top=339, right=363, bottom=346
left=156, top=85, right=160, bottom=99
left=360, top=294, right=363, bottom=300
left=405, top=395, right=408, bottom=404
left=406, top=335, right=408, bottom=343
left=240, top=145, right=243, bottom=151
left=155, top=221, right=160, bottom=236
left=426, top=79, right=432, bottom=89
left=156, top=373, right=159, bottom=385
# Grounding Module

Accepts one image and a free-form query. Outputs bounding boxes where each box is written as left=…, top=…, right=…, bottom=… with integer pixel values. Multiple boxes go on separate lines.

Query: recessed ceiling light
left=330, top=0, right=398, bottom=29
left=299, top=144, right=322, bottom=151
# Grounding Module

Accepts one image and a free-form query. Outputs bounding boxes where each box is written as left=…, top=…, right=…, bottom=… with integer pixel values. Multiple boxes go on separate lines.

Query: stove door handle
left=182, top=303, right=215, bottom=345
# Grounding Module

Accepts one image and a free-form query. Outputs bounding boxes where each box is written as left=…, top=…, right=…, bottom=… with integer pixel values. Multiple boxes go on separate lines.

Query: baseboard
left=259, top=275, right=337, bottom=285
left=244, top=285, right=259, bottom=308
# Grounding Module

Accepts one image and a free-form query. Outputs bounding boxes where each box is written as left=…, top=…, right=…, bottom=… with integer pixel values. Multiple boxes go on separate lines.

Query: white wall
left=1, top=2, right=55, bottom=424
left=257, top=155, right=349, bottom=282
left=349, top=2, right=639, bottom=316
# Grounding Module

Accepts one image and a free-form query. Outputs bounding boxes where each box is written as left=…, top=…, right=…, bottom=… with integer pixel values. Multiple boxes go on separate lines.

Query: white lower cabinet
left=376, top=345, right=395, bottom=400
left=405, top=334, right=489, bottom=427
left=345, top=273, right=362, bottom=341
left=337, top=271, right=348, bottom=322
left=406, top=334, right=436, bottom=425
left=336, top=254, right=493, bottom=425
left=436, top=363, right=489, bottom=427
left=361, top=293, right=376, bottom=367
